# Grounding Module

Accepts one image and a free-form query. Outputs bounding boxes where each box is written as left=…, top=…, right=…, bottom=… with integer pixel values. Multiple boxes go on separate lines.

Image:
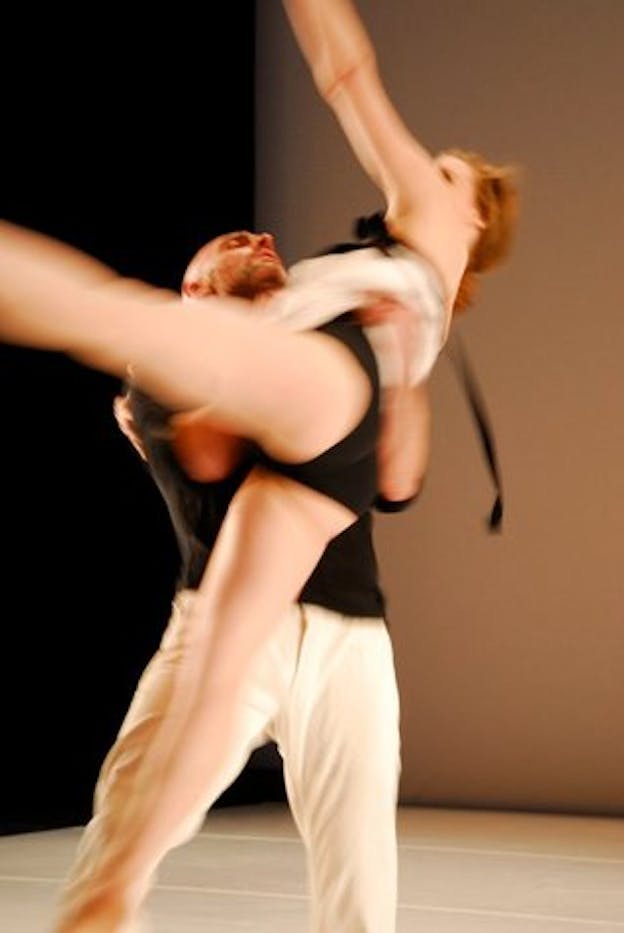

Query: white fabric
left=57, top=596, right=401, bottom=933
left=264, top=245, right=446, bottom=387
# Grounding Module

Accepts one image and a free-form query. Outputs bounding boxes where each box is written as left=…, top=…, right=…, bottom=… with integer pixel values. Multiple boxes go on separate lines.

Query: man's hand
left=113, top=393, right=148, bottom=461
left=170, top=409, right=248, bottom=482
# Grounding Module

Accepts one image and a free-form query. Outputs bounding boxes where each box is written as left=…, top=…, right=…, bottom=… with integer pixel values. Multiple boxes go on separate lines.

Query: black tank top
left=129, top=386, right=386, bottom=617
left=256, top=313, right=380, bottom=516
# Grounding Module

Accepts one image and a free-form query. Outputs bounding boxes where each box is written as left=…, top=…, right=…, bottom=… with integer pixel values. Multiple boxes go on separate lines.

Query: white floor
left=1, top=804, right=623, bottom=931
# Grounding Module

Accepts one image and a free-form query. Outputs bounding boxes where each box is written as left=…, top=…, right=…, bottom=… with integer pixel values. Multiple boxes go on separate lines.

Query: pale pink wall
left=256, top=0, right=624, bottom=815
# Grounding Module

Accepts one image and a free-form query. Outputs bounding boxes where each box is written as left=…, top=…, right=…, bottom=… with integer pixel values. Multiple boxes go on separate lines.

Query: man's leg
left=56, top=473, right=353, bottom=932
left=280, top=604, right=401, bottom=933
left=55, top=592, right=297, bottom=932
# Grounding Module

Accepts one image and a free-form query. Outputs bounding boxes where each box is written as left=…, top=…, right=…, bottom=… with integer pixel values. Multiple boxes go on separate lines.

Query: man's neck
left=251, top=287, right=282, bottom=307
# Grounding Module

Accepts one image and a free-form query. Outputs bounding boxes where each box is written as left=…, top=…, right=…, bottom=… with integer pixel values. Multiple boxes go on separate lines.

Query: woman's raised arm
left=282, top=0, right=445, bottom=218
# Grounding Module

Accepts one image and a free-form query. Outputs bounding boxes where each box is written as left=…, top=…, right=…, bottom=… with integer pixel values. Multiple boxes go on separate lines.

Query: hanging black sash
left=447, top=332, right=503, bottom=532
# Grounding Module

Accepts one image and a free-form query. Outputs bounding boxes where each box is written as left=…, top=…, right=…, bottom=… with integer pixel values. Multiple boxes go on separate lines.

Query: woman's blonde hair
left=447, top=148, right=520, bottom=312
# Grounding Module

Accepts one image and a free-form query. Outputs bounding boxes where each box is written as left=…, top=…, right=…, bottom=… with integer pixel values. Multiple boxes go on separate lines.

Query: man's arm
left=114, top=387, right=249, bottom=483
left=376, top=382, right=431, bottom=504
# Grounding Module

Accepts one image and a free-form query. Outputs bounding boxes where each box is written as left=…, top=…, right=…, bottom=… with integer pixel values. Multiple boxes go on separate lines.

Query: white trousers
left=57, top=596, right=401, bottom=932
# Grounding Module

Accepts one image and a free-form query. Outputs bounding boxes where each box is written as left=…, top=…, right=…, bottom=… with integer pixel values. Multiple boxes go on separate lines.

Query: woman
left=281, top=0, right=517, bottom=324
left=0, top=4, right=517, bottom=928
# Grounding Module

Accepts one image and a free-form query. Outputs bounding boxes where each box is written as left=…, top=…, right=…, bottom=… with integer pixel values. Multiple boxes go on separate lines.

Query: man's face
left=182, top=231, right=287, bottom=301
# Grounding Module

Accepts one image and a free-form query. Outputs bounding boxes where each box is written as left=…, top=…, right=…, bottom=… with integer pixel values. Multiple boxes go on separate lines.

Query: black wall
left=2, top=5, right=283, bottom=835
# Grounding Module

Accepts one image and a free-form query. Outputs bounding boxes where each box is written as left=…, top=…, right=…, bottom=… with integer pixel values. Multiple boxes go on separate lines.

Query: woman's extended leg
left=0, top=221, right=370, bottom=464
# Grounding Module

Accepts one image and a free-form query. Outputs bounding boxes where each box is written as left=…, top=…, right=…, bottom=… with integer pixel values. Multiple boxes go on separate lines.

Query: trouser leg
left=280, top=605, right=401, bottom=933
left=55, top=592, right=293, bottom=932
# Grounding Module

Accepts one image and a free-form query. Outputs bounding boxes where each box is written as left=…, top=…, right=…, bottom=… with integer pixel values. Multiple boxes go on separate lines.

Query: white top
left=263, top=244, right=446, bottom=388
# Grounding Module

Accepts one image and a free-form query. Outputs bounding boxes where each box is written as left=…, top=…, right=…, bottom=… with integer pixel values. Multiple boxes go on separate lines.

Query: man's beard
left=230, top=263, right=285, bottom=300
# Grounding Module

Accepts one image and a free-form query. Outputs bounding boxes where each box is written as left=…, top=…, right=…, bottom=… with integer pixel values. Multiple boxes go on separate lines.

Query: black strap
left=353, top=211, right=397, bottom=247
left=448, top=332, right=504, bottom=533
left=374, top=492, right=418, bottom=514
left=316, top=210, right=397, bottom=258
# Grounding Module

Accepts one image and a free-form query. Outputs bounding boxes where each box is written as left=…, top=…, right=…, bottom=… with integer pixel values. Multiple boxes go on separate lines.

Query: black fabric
left=256, top=314, right=379, bottom=516
left=447, top=332, right=504, bottom=532
left=374, top=493, right=417, bottom=513
left=299, top=512, right=385, bottom=616
left=316, top=210, right=398, bottom=258
left=128, top=380, right=386, bottom=617
left=354, top=211, right=398, bottom=247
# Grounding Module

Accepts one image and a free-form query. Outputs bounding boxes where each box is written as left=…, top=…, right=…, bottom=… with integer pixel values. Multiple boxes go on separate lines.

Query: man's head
left=182, top=231, right=287, bottom=301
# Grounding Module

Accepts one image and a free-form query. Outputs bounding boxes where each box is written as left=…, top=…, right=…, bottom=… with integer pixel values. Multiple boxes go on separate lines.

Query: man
left=56, top=230, right=429, bottom=932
